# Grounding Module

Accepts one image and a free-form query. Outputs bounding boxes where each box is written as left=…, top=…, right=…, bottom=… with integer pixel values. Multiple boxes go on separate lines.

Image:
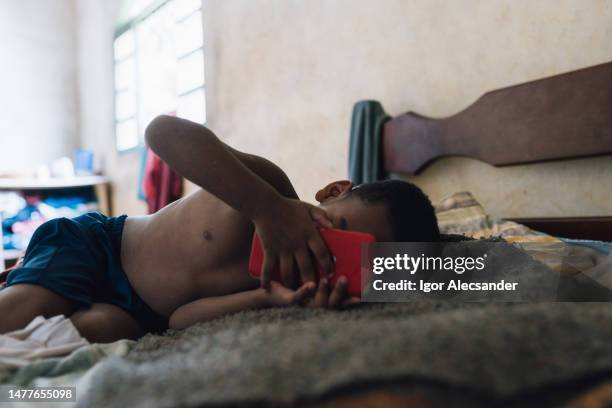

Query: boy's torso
left=121, top=188, right=259, bottom=317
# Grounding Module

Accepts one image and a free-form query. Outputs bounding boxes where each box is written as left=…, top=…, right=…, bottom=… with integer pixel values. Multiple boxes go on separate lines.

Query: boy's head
left=315, top=179, right=440, bottom=242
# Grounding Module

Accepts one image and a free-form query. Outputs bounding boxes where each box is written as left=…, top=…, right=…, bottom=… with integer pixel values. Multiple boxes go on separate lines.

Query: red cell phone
left=248, top=228, right=376, bottom=298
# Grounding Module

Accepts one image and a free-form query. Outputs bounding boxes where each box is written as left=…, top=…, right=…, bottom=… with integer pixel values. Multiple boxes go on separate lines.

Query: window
left=113, top=0, right=205, bottom=152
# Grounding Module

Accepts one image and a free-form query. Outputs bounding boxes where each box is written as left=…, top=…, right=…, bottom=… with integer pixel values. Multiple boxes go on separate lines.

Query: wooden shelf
left=0, top=176, right=109, bottom=190
left=0, top=175, right=112, bottom=269
left=3, top=249, right=21, bottom=261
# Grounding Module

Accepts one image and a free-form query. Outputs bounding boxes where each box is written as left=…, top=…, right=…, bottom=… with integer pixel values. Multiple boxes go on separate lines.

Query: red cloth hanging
left=142, top=148, right=183, bottom=214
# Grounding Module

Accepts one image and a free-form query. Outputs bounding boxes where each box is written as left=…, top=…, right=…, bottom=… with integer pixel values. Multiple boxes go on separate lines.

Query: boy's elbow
left=145, top=115, right=175, bottom=151
left=168, top=319, right=182, bottom=331
left=168, top=311, right=188, bottom=330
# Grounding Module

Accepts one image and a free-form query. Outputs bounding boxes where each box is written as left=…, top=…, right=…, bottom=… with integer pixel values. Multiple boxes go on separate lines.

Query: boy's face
left=316, top=181, right=393, bottom=242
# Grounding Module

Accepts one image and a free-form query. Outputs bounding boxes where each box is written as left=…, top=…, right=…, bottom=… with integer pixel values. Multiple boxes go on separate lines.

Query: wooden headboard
left=380, top=61, right=612, bottom=241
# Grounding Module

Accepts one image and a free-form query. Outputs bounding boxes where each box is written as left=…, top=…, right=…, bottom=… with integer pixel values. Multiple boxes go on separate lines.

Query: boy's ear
left=315, top=180, right=353, bottom=203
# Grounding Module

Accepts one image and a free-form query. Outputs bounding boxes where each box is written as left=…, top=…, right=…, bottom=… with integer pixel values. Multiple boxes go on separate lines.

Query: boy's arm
left=145, top=115, right=334, bottom=288
left=168, top=282, right=315, bottom=330
left=168, top=277, right=361, bottom=330
left=225, top=148, right=299, bottom=200
left=146, top=115, right=293, bottom=216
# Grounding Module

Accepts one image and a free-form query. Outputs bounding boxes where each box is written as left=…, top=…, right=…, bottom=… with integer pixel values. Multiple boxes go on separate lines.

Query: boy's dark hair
left=351, top=179, right=440, bottom=242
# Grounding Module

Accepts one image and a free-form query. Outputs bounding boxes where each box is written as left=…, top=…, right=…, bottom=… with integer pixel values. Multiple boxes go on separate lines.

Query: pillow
left=434, top=192, right=595, bottom=274
left=435, top=191, right=561, bottom=244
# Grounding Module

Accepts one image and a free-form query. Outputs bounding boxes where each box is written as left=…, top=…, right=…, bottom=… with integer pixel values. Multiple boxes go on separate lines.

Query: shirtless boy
left=0, top=116, right=439, bottom=342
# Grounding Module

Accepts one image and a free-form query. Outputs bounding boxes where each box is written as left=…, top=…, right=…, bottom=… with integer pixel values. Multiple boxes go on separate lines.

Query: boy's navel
left=203, top=230, right=213, bottom=241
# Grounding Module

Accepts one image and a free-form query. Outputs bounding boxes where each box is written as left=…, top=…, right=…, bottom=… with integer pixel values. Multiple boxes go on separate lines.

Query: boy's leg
left=0, top=284, right=76, bottom=333
left=70, top=303, right=144, bottom=343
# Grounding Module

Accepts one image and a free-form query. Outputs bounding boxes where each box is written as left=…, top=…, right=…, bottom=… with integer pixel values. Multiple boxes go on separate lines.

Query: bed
left=2, top=63, right=612, bottom=408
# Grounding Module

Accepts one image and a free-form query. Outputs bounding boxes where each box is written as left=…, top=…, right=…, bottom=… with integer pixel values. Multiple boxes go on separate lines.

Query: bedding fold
left=0, top=315, right=88, bottom=371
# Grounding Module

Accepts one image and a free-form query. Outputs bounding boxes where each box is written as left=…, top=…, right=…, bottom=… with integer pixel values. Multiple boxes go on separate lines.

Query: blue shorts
left=5, top=212, right=167, bottom=333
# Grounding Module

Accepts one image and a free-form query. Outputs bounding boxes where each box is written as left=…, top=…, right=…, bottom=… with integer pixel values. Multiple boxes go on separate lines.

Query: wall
left=76, top=0, right=147, bottom=215
left=203, top=0, right=612, bottom=218
left=77, top=0, right=612, bottom=217
left=0, top=0, right=78, bottom=176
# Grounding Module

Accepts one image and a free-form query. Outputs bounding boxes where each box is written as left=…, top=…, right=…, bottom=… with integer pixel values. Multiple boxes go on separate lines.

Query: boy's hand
left=265, top=281, right=316, bottom=307
left=253, top=197, right=334, bottom=289
left=306, top=276, right=360, bottom=309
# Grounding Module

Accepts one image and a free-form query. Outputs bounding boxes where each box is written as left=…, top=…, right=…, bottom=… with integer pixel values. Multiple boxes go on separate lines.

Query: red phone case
left=248, top=228, right=376, bottom=298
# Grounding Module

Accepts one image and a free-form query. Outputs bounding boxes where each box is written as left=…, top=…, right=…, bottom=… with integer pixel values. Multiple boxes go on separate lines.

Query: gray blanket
left=75, top=301, right=612, bottom=407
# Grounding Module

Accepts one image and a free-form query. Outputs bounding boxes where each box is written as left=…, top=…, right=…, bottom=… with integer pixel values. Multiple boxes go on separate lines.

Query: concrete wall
left=77, top=0, right=612, bottom=217
left=0, top=0, right=78, bottom=176
left=76, top=0, right=147, bottom=215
